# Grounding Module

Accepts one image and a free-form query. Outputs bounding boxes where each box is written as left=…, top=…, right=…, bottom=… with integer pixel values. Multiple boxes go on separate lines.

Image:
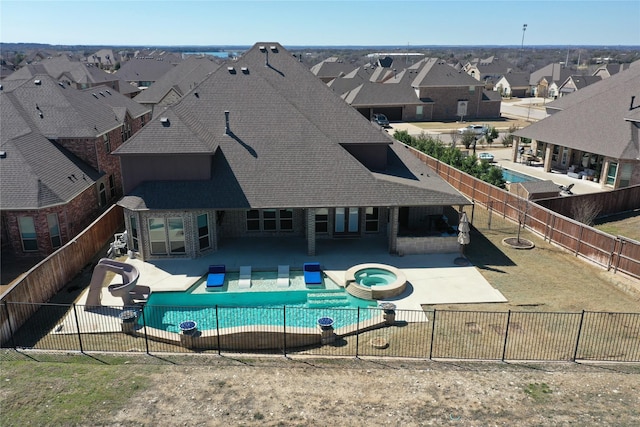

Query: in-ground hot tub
left=344, top=263, right=407, bottom=301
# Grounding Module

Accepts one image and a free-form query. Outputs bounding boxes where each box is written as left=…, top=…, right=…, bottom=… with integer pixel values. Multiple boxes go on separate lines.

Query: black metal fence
left=2, top=302, right=639, bottom=362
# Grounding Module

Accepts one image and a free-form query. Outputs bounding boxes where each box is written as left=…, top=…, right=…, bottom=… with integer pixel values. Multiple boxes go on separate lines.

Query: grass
left=594, top=210, right=640, bottom=242
left=0, top=360, right=156, bottom=426
left=524, top=382, right=553, bottom=402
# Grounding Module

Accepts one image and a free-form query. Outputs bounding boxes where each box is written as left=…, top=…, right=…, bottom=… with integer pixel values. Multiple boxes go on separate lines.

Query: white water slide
left=85, top=258, right=141, bottom=308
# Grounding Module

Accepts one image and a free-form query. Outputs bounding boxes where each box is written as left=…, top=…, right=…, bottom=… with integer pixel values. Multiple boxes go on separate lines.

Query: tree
left=460, top=131, right=476, bottom=149
left=571, top=199, right=602, bottom=226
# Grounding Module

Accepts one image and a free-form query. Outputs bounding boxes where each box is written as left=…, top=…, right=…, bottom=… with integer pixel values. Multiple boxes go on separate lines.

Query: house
left=462, top=56, right=517, bottom=89
left=3, top=55, right=141, bottom=97
left=310, top=57, right=358, bottom=83
left=331, top=58, right=501, bottom=122
left=529, top=63, right=576, bottom=99
left=557, top=75, right=602, bottom=98
left=493, top=72, right=531, bottom=98
left=114, top=53, right=182, bottom=89
left=592, top=63, right=632, bottom=79
left=113, top=43, right=472, bottom=261
left=513, top=62, right=640, bottom=189
left=0, top=75, right=151, bottom=257
left=133, top=56, right=220, bottom=116
left=84, top=49, right=122, bottom=70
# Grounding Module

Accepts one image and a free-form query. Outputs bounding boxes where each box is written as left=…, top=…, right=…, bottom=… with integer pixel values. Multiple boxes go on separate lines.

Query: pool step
left=306, top=292, right=350, bottom=308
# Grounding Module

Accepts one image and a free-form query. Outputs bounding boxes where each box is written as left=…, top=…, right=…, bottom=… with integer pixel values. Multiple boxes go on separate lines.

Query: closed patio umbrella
left=457, top=212, right=470, bottom=250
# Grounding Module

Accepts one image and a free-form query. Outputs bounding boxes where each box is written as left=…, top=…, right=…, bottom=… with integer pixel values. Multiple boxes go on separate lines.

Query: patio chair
left=277, top=265, right=290, bottom=288
left=206, top=265, right=226, bottom=288
left=238, top=265, right=252, bottom=288
left=303, top=262, right=322, bottom=286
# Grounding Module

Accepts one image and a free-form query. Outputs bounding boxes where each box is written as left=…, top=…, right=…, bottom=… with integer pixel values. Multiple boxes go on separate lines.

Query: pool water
left=142, top=272, right=378, bottom=333
left=354, top=268, right=397, bottom=287
left=502, top=168, right=541, bottom=183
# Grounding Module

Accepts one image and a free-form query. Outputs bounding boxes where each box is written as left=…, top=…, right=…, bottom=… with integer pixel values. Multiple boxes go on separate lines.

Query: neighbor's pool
left=502, top=168, right=541, bottom=183
left=142, top=273, right=378, bottom=333
left=354, top=268, right=397, bottom=287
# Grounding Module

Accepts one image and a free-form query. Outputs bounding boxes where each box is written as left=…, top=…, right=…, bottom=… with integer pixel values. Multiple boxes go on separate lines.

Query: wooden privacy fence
left=537, top=185, right=640, bottom=218
left=408, top=146, right=640, bottom=280
left=0, top=205, right=124, bottom=345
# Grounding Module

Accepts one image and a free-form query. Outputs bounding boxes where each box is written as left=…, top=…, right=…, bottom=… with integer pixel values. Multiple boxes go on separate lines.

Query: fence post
left=3, top=301, right=16, bottom=349
left=140, top=306, right=150, bottom=355
left=72, top=303, right=84, bottom=353
left=429, top=309, right=436, bottom=360
left=613, top=239, right=625, bottom=274
left=501, top=310, right=511, bottom=362
left=355, top=307, right=360, bottom=358
left=487, top=202, right=493, bottom=229
left=573, top=310, right=586, bottom=362
left=575, top=225, right=584, bottom=256
left=283, top=306, right=287, bottom=357
left=470, top=203, right=476, bottom=225
left=606, top=239, right=618, bottom=271
left=215, top=305, right=221, bottom=356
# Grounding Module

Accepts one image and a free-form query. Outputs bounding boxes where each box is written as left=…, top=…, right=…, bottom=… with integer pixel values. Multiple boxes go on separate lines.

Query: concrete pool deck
left=77, top=237, right=507, bottom=312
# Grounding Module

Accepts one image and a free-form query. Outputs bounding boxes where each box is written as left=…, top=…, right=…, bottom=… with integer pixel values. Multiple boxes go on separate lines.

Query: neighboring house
left=85, top=49, right=122, bottom=70
left=331, top=58, right=501, bottom=122
left=310, top=57, right=358, bottom=83
left=462, top=56, right=517, bottom=89
left=3, top=55, right=140, bottom=98
left=514, top=62, right=640, bottom=190
left=115, top=53, right=182, bottom=89
left=592, top=63, right=632, bottom=79
left=493, top=72, right=531, bottom=98
left=133, top=56, right=220, bottom=116
left=113, top=43, right=472, bottom=261
left=557, top=75, right=602, bottom=98
left=0, top=75, right=151, bottom=257
left=529, top=63, right=576, bottom=99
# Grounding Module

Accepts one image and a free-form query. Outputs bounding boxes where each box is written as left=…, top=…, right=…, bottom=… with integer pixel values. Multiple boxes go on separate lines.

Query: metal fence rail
left=3, top=302, right=638, bottom=362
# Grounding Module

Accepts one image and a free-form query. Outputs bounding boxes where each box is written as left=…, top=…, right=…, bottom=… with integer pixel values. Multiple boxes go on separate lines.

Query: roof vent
left=224, top=110, right=230, bottom=135
left=241, top=67, right=249, bottom=74
left=58, top=82, right=65, bottom=88
left=0, top=151, right=6, bottom=159
left=259, top=45, right=266, bottom=52
left=34, top=79, right=42, bottom=85
left=160, top=117, right=170, bottom=126
left=92, top=93, right=98, bottom=98
left=270, top=45, right=278, bottom=52
left=227, top=66, right=236, bottom=74
left=105, top=89, right=111, bottom=95
left=99, top=92, right=105, bottom=96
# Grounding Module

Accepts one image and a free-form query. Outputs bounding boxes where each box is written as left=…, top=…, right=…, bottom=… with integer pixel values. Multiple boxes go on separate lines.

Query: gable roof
left=496, top=72, right=530, bottom=88
left=116, top=43, right=469, bottom=210
left=515, top=63, right=640, bottom=160
left=310, top=57, right=357, bottom=80
left=412, top=58, right=481, bottom=87
left=529, top=63, right=575, bottom=86
left=133, top=56, right=220, bottom=105
left=114, top=55, right=179, bottom=84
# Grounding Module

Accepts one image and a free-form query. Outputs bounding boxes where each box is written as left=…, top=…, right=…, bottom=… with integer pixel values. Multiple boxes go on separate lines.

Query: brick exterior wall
left=396, top=235, right=459, bottom=255
left=2, top=185, right=100, bottom=257
left=417, top=86, right=500, bottom=121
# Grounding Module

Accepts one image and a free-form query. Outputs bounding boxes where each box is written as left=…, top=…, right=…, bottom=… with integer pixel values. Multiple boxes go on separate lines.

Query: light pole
left=519, top=24, right=527, bottom=68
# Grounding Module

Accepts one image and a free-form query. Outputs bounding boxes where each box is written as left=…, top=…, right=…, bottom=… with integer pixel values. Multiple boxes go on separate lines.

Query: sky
left=1, top=0, right=639, bottom=47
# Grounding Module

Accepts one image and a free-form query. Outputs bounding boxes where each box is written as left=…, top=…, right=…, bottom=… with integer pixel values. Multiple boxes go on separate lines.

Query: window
left=103, top=133, right=111, bottom=153
left=47, top=213, right=62, bottom=248
left=606, top=162, right=618, bottom=186
left=197, top=214, right=210, bottom=250
left=168, top=218, right=185, bottom=254
left=416, top=105, right=423, bottom=119
left=315, top=208, right=328, bottom=233
left=98, top=183, right=107, bottom=206
left=130, top=216, right=139, bottom=251
left=619, top=163, right=633, bottom=188
left=141, top=114, right=146, bottom=127
left=148, top=218, right=167, bottom=254
left=19, top=216, right=38, bottom=251
left=365, top=207, right=379, bottom=232
left=108, top=175, right=116, bottom=198
left=121, top=121, right=132, bottom=142
left=335, top=207, right=359, bottom=234
left=246, top=209, right=294, bottom=232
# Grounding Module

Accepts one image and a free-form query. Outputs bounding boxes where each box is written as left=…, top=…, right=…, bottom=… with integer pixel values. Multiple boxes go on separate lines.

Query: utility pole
left=519, top=24, right=527, bottom=68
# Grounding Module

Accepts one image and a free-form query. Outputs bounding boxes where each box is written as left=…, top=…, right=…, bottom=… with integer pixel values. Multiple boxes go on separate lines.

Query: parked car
left=478, top=152, right=494, bottom=162
left=457, top=124, right=488, bottom=135
left=371, top=113, right=390, bottom=127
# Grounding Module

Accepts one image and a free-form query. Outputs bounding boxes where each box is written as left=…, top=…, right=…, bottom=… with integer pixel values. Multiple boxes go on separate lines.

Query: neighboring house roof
left=497, top=72, right=530, bottom=88
left=2, top=74, right=150, bottom=140
left=558, top=75, right=602, bottom=92
left=593, top=63, right=632, bottom=78
left=529, top=63, right=575, bottom=86
left=341, top=68, right=426, bottom=106
left=0, top=94, right=101, bottom=210
left=412, top=58, right=481, bottom=87
left=4, top=56, right=139, bottom=96
left=133, top=56, right=220, bottom=106
left=114, top=55, right=180, bottom=84
left=115, top=42, right=469, bottom=210
left=465, top=57, right=516, bottom=82
left=310, top=57, right=357, bottom=81
left=515, top=63, right=640, bottom=160
left=85, top=49, right=120, bottom=67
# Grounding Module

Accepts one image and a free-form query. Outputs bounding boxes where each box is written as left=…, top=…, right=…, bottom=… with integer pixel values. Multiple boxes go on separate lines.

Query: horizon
left=1, top=1, right=639, bottom=47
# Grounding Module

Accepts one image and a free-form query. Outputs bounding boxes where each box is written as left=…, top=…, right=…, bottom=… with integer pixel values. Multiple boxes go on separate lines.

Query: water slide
left=85, top=258, right=140, bottom=308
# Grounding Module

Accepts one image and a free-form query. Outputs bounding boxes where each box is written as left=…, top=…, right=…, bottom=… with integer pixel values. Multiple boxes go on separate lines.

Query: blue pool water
left=355, top=268, right=396, bottom=287
left=502, top=168, right=541, bottom=183
left=142, top=273, right=378, bottom=333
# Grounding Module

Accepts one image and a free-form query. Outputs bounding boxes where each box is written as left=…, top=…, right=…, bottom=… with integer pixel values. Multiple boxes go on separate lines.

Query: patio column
left=306, top=208, right=316, bottom=256
left=388, top=207, right=399, bottom=254
left=512, top=137, right=520, bottom=163
left=543, top=142, right=553, bottom=172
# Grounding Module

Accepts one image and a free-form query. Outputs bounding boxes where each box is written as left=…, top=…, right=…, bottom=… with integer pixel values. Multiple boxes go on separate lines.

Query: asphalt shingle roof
left=116, top=43, right=469, bottom=210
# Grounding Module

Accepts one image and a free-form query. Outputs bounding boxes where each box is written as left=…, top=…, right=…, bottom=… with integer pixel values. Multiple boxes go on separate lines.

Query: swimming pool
left=142, top=272, right=377, bottom=333
left=502, top=168, right=541, bottom=183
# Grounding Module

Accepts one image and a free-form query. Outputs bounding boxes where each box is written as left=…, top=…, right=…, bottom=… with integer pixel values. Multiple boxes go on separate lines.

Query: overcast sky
left=1, top=0, right=639, bottom=47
